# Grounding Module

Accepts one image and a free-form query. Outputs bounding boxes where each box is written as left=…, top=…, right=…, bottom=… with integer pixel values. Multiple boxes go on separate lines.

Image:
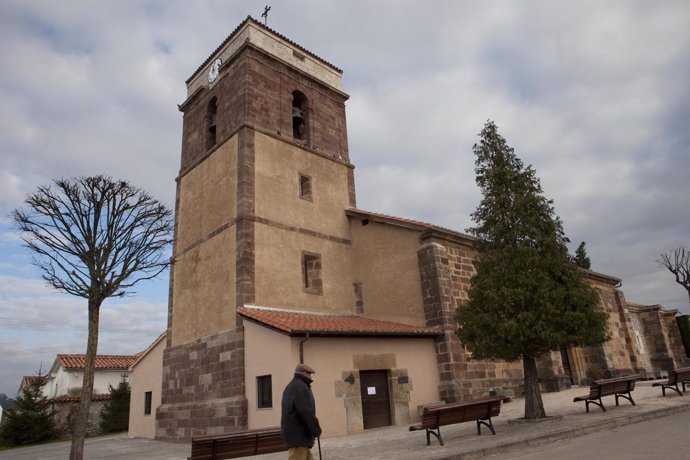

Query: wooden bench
left=652, top=366, right=690, bottom=396
left=573, top=375, right=639, bottom=413
left=409, top=396, right=505, bottom=446
left=189, top=427, right=287, bottom=460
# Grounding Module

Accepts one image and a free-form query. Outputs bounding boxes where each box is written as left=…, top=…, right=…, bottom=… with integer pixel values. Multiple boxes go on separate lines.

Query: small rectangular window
left=144, top=391, right=152, bottom=415
left=302, top=252, right=322, bottom=294
left=257, top=375, right=272, bottom=409
left=299, top=174, right=312, bottom=201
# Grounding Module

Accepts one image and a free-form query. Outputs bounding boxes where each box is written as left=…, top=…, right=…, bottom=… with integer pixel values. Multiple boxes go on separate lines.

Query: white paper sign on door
left=367, top=386, right=376, bottom=395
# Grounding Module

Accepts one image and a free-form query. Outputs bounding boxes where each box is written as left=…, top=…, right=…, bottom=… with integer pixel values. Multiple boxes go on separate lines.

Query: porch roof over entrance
left=238, top=306, right=443, bottom=338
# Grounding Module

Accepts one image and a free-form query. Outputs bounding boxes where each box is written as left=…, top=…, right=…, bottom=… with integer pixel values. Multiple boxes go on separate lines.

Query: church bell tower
left=157, top=17, right=355, bottom=441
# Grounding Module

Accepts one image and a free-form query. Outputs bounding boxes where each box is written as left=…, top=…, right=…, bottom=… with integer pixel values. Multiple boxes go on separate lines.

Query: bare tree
left=659, top=246, right=690, bottom=303
left=11, top=175, right=173, bottom=460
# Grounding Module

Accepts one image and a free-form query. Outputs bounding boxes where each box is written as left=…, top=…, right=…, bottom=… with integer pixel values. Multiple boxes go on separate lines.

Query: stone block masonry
left=157, top=328, right=247, bottom=442
left=180, top=44, right=350, bottom=175
left=417, top=234, right=524, bottom=403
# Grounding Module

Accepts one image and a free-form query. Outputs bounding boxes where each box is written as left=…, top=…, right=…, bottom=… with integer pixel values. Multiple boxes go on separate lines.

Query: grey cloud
left=1, top=0, right=689, bottom=393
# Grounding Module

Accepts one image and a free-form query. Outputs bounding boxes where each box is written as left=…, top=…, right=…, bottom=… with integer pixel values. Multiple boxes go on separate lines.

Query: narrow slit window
left=144, top=391, right=152, bottom=415
left=257, top=375, right=272, bottom=409
left=206, top=97, right=218, bottom=150
left=299, top=174, right=312, bottom=201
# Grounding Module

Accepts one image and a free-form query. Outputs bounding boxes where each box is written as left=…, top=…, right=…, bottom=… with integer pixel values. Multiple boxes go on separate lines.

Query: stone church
left=154, top=17, right=687, bottom=441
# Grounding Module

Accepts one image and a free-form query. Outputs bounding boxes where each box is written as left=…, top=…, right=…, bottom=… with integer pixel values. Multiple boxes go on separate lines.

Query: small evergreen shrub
left=99, top=376, right=131, bottom=433
left=0, top=374, right=57, bottom=446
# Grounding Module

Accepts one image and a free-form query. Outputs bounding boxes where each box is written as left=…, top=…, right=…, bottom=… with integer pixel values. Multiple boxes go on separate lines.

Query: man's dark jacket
left=281, top=373, right=322, bottom=448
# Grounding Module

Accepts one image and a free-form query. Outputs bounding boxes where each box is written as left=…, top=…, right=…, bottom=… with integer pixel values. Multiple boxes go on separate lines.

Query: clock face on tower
left=207, top=58, right=222, bottom=84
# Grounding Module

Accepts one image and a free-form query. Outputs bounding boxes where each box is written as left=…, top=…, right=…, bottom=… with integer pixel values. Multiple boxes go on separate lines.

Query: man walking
left=281, top=363, right=322, bottom=460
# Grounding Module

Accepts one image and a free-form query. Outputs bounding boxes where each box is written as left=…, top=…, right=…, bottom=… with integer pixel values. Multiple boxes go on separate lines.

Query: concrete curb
left=434, top=402, right=690, bottom=460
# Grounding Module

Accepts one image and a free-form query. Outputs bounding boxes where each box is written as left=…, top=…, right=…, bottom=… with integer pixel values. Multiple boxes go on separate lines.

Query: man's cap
left=295, top=363, right=316, bottom=374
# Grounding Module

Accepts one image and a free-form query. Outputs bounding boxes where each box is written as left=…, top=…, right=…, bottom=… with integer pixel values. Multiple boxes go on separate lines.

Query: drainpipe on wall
left=299, top=333, right=310, bottom=364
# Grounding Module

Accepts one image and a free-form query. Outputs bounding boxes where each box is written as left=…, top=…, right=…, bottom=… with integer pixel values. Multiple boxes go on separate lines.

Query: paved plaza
left=1, top=380, right=688, bottom=460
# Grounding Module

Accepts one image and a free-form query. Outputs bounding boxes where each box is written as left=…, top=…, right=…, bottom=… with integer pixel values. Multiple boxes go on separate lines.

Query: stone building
left=627, top=302, right=688, bottom=378
left=155, top=17, right=686, bottom=442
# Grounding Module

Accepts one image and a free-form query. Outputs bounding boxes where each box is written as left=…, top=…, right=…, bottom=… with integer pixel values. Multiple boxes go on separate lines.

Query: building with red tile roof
left=14, top=353, right=140, bottom=436
left=147, top=16, right=688, bottom=443
left=237, top=306, right=442, bottom=337
left=19, top=375, right=47, bottom=392
left=44, top=353, right=138, bottom=399
left=55, top=354, right=138, bottom=370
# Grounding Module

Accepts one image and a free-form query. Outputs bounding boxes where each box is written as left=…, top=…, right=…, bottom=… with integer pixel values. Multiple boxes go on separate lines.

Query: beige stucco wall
left=171, top=227, right=237, bottom=346
left=243, top=321, right=440, bottom=438
left=254, top=224, right=354, bottom=312
left=176, top=136, right=238, bottom=251
left=172, top=134, right=238, bottom=347
left=254, top=133, right=351, bottom=240
left=349, top=220, right=426, bottom=326
left=128, top=337, right=165, bottom=439
left=244, top=321, right=294, bottom=431
left=254, top=131, right=354, bottom=311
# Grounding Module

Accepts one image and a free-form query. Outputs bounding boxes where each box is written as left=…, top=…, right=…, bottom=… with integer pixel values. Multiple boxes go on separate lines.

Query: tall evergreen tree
left=456, top=121, right=608, bottom=420
left=99, top=376, right=131, bottom=433
left=574, top=241, right=592, bottom=269
left=0, top=374, right=57, bottom=445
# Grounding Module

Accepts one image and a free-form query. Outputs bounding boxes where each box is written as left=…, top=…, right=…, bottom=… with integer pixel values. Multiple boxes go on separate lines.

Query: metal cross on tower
left=261, top=6, right=271, bottom=25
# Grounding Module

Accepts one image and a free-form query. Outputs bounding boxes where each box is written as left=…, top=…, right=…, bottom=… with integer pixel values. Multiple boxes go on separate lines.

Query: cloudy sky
left=1, top=0, right=689, bottom=397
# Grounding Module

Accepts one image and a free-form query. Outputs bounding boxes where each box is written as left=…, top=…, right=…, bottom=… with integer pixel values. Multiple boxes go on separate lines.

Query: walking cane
left=317, top=436, right=322, bottom=460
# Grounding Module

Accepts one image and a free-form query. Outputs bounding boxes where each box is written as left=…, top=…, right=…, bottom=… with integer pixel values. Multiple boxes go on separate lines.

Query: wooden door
left=360, top=370, right=392, bottom=429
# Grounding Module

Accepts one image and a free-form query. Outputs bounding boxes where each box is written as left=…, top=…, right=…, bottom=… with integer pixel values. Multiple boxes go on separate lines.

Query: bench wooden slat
left=653, top=366, right=690, bottom=396
left=410, top=396, right=504, bottom=446
left=190, top=427, right=287, bottom=460
left=573, top=375, right=638, bottom=413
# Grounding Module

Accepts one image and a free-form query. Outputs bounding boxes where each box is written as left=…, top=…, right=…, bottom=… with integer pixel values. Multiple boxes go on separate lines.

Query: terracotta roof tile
left=21, top=375, right=46, bottom=387
left=50, top=394, right=111, bottom=403
left=238, top=307, right=441, bottom=337
left=57, top=354, right=138, bottom=370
